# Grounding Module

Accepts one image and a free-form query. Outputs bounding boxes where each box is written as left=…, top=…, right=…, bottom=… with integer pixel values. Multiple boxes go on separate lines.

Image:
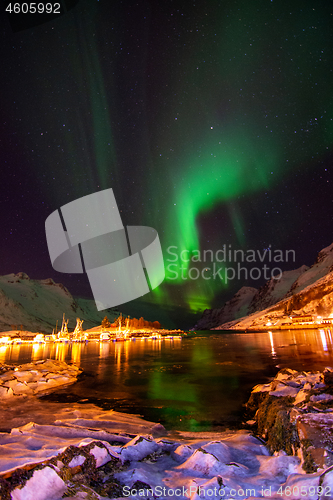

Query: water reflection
left=72, top=343, right=82, bottom=364
left=0, top=345, right=10, bottom=364
left=99, top=342, right=110, bottom=358
left=32, top=343, right=45, bottom=361
left=4, top=330, right=333, bottom=431
left=55, top=343, right=66, bottom=362
left=320, top=329, right=328, bottom=351
left=0, top=342, right=90, bottom=367
left=268, top=331, right=276, bottom=357
left=4, top=330, right=333, bottom=372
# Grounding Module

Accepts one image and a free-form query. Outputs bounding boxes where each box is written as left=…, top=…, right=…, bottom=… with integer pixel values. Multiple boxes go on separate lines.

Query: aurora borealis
left=1, top=0, right=333, bottom=327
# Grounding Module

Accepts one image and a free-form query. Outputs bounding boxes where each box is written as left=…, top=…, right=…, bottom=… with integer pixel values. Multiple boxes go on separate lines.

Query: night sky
left=0, top=0, right=332, bottom=328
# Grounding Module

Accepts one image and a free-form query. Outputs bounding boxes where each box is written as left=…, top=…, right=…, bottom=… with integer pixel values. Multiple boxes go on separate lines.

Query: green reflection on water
left=147, top=370, right=197, bottom=403
left=191, top=343, right=213, bottom=364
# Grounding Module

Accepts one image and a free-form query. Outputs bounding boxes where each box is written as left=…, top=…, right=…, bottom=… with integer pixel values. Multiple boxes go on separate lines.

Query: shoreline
left=0, top=329, right=189, bottom=346
left=210, top=325, right=333, bottom=333
left=2, top=362, right=333, bottom=499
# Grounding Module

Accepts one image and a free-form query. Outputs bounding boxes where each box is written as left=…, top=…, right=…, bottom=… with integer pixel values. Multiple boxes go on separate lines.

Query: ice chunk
left=89, top=444, right=111, bottom=467
left=294, top=389, right=308, bottom=404
left=281, top=471, right=321, bottom=499
left=0, top=386, right=11, bottom=398
left=310, top=393, right=333, bottom=403
left=13, top=371, right=38, bottom=383
left=201, top=441, right=232, bottom=463
left=321, top=468, right=333, bottom=492
left=176, top=448, right=249, bottom=478
left=120, top=435, right=159, bottom=461
left=173, top=444, right=195, bottom=462
left=115, top=466, right=154, bottom=489
left=156, top=438, right=178, bottom=452
left=258, top=454, right=300, bottom=482
left=269, top=384, right=299, bottom=397
left=251, top=383, right=271, bottom=393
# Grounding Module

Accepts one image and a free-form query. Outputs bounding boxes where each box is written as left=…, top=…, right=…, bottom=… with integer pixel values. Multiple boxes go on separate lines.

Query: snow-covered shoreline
left=1, top=363, right=333, bottom=499
left=2, top=418, right=333, bottom=500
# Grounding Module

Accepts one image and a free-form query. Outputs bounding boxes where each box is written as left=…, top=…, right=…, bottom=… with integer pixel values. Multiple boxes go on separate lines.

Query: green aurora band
left=25, top=1, right=332, bottom=314
left=143, top=2, right=333, bottom=312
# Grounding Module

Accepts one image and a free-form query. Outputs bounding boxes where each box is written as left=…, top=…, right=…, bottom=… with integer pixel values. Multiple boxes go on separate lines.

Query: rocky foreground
left=246, top=367, right=333, bottom=474
left=2, top=364, right=333, bottom=499
left=1, top=415, right=333, bottom=500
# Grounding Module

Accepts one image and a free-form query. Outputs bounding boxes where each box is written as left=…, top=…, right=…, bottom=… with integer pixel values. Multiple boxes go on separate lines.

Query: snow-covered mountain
left=194, top=286, right=257, bottom=330
left=215, top=243, right=333, bottom=330
left=285, top=243, right=333, bottom=297
left=0, top=272, right=119, bottom=333
left=248, top=265, right=308, bottom=314
left=195, top=266, right=308, bottom=330
left=196, top=243, right=333, bottom=331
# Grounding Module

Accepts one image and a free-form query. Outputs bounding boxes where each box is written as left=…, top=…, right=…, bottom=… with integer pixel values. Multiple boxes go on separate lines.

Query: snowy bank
left=1, top=422, right=333, bottom=500
left=2, top=364, right=333, bottom=498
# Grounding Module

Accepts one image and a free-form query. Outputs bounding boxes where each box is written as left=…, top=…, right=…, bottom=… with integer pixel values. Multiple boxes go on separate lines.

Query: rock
left=289, top=408, right=303, bottom=423
left=298, top=413, right=333, bottom=438
left=323, top=367, right=333, bottom=385
left=11, top=466, right=67, bottom=500
left=297, top=413, right=333, bottom=471
left=131, top=480, right=153, bottom=494
left=247, top=381, right=296, bottom=452
left=246, top=367, right=333, bottom=472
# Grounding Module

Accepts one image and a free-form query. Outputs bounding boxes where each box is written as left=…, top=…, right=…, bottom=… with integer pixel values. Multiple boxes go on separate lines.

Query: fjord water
left=2, top=329, right=333, bottom=431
